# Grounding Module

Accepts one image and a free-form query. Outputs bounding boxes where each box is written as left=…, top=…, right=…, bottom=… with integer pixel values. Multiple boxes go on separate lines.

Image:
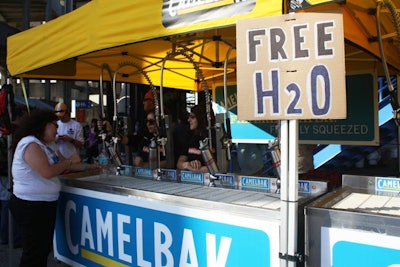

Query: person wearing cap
left=97, top=89, right=159, bottom=165
left=143, top=89, right=156, bottom=113
left=54, top=102, right=84, bottom=161
left=176, top=104, right=218, bottom=173
left=112, top=89, right=157, bottom=148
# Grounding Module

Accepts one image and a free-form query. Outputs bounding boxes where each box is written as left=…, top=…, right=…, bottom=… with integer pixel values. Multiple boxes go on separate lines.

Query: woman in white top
left=9, top=109, right=99, bottom=267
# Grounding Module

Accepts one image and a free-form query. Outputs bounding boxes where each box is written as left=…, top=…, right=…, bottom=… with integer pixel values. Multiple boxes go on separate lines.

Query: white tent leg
left=280, top=120, right=299, bottom=267
left=288, top=120, right=299, bottom=267
left=280, top=120, right=289, bottom=267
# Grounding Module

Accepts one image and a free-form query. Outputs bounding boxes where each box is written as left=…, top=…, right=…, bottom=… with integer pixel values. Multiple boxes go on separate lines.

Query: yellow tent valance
left=6, top=0, right=400, bottom=90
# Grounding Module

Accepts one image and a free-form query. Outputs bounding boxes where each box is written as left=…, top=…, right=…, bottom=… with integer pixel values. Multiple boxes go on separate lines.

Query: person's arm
left=198, top=165, right=209, bottom=173
left=69, top=162, right=101, bottom=172
left=134, top=156, right=146, bottom=167
left=57, top=146, right=81, bottom=165
left=25, top=144, right=101, bottom=177
left=71, top=123, right=84, bottom=149
left=67, top=152, right=81, bottom=164
left=159, top=160, right=167, bottom=168
left=60, top=150, right=101, bottom=172
left=59, top=133, right=84, bottom=149
left=70, top=138, right=84, bottom=149
left=61, top=151, right=101, bottom=172
left=177, top=155, right=188, bottom=170
left=177, top=155, right=207, bottom=172
left=24, top=143, right=72, bottom=179
left=118, top=133, right=129, bottom=145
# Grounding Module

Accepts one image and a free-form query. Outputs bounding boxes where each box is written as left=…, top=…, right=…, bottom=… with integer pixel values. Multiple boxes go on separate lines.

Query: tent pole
left=99, top=64, right=113, bottom=120
left=279, top=119, right=299, bottom=267
left=280, top=120, right=289, bottom=267
left=288, top=119, right=299, bottom=267
left=6, top=77, right=14, bottom=267
left=7, top=135, right=13, bottom=267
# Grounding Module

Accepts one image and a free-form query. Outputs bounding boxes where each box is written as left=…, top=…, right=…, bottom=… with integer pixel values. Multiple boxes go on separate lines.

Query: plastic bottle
left=98, top=148, right=109, bottom=166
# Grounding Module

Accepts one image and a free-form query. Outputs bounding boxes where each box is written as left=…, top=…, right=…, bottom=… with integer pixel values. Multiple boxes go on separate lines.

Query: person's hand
left=189, top=160, right=202, bottom=170
left=69, top=154, right=81, bottom=164
left=58, top=135, right=71, bottom=142
left=89, top=163, right=102, bottom=170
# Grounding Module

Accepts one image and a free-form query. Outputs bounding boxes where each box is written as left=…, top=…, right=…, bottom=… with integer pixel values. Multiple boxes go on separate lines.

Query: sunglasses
left=146, top=119, right=156, bottom=125
left=55, top=110, right=66, bottom=113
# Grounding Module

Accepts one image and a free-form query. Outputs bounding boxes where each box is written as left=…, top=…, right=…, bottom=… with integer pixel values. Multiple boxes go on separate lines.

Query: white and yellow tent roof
left=6, top=0, right=400, bottom=90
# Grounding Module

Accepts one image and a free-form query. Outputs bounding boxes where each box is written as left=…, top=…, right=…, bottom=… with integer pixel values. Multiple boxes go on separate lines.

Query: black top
left=177, top=130, right=217, bottom=166
left=136, top=133, right=166, bottom=163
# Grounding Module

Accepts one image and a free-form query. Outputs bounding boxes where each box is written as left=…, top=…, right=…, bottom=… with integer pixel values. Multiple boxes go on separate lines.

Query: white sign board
left=237, top=12, right=346, bottom=120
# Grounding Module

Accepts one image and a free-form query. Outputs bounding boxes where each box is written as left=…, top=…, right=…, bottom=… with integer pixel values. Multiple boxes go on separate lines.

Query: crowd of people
left=0, top=88, right=315, bottom=267
left=93, top=89, right=218, bottom=173
left=0, top=106, right=102, bottom=267
left=0, top=89, right=225, bottom=267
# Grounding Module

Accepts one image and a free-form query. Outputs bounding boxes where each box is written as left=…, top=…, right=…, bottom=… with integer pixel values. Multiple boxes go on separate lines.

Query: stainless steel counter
left=56, top=172, right=328, bottom=267
left=305, top=174, right=400, bottom=267
left=63, top=174, right=285, bottom=220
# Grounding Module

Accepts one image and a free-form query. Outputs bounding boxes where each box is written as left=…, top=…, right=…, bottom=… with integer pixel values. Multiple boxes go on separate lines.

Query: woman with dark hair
left=176, top=104, right=217, bottom=173
left=9, top=109, right=99, bottom=267
left=134, top=111, right=167, bottom=168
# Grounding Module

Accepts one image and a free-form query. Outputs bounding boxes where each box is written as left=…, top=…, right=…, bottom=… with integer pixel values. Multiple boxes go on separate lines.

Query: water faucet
left=200, top=138, right=219, bottom=187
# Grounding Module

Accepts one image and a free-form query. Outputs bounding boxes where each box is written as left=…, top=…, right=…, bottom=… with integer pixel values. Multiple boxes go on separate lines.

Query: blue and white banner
left=376, top=177, right=400, bottom=193
left=321, top=227, right=400, bottom=266
left=180, top=171, right=204, bottom=184
left=54, top=186, right=280, bottom=266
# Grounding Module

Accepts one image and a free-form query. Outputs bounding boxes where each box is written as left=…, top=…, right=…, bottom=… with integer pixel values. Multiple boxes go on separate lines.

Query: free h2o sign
left=236, top=12, right=346, bottom=120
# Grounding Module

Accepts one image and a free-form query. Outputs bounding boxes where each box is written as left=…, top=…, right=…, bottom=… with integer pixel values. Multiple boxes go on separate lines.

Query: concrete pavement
left=0, top=243, right=71, bottom=267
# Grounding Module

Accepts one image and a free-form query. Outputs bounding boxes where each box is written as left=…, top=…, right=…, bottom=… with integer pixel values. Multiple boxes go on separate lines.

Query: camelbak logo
left=135, top=167, right=153, bottom=178
left=241, top=176, right=270, bottom=190
left=55, top=189, right=279, bottom=266
left=180, top=170, right=204, bottom=184
left=376, top=177, right=400, bottom=192
left=162, top=0, right=256, bottom=28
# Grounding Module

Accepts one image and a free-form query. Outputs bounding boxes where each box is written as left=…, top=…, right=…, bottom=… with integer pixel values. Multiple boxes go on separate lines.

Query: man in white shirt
left=54, top=102, right=84, bottom=160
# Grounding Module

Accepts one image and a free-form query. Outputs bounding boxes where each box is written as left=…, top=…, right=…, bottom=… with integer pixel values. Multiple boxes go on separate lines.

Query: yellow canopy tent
left=6, top=0, right=282, bottom=90
left=299, top=0, right=400, bottom=75
left=6, top=0, right=400, bottom=90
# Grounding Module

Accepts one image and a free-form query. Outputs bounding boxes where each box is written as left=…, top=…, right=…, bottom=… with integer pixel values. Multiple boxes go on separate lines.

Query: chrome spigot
left=115, top=166, right=122, bottom=176
left=208, top=174, right=218, bottom=187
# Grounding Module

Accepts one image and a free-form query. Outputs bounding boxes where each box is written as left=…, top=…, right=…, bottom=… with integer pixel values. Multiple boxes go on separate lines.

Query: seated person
left=134, top=111, right=167, bottom=168
left=298, top=144, right=316, bottom=177
left=176, top=104, right=217, bottom=173
left=173, top=111, right=190, bottom=165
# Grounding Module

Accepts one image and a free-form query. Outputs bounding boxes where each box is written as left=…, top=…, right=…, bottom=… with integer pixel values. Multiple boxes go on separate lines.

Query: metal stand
left=279, top=120, right=301, bottom=267
left=163, top=115, right=175, bottom=169
left=7, top=134, right=13, bottom=267
left=215, top=113, right=228, bottom=173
